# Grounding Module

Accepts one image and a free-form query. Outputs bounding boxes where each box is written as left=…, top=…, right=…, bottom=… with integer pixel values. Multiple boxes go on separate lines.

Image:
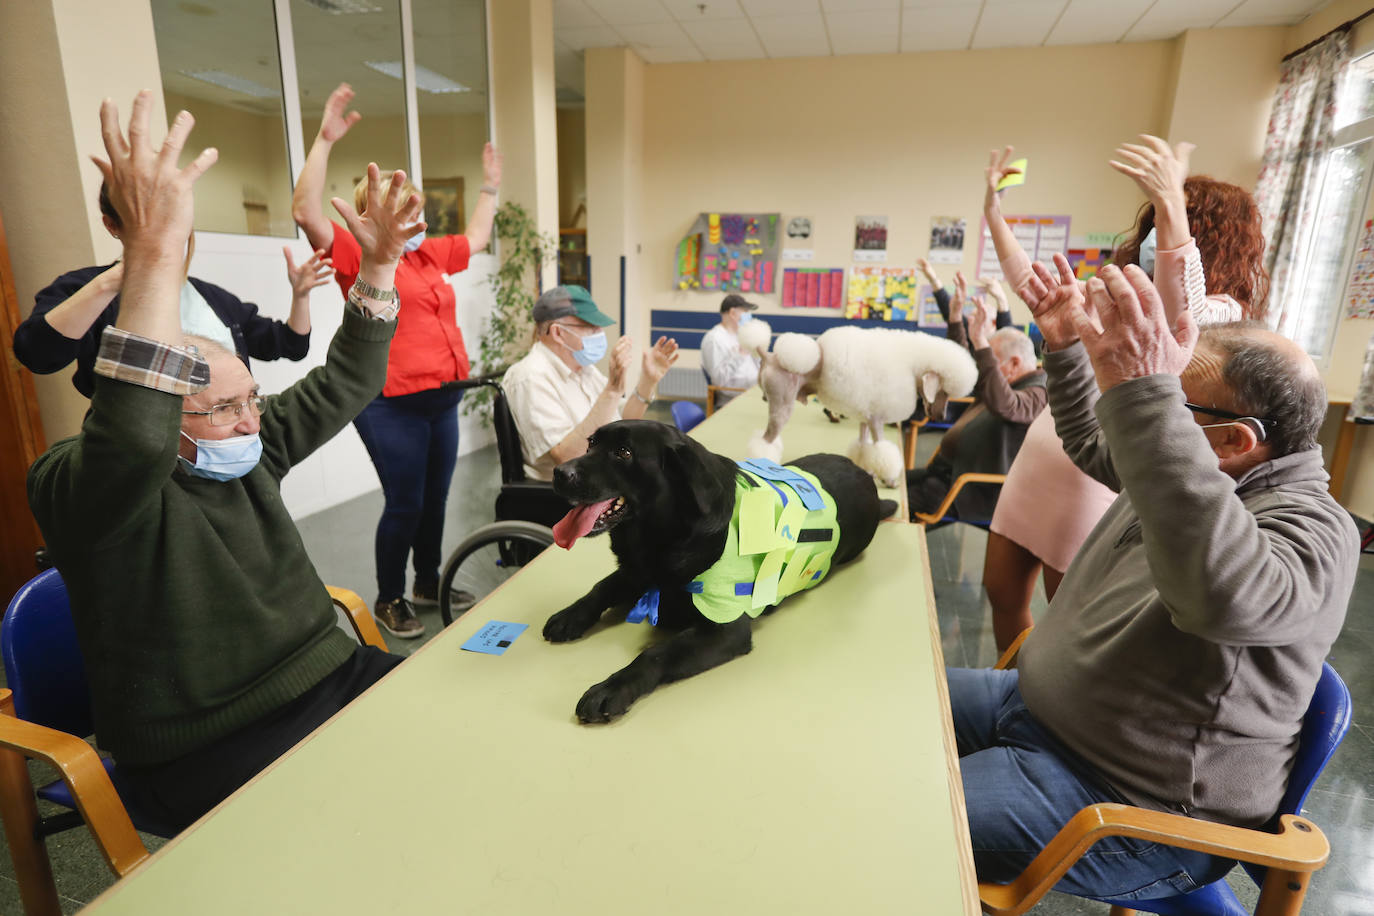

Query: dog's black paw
left=575, top=675, right=642, bottom=724
left=543, top=605, right=597, bottom=643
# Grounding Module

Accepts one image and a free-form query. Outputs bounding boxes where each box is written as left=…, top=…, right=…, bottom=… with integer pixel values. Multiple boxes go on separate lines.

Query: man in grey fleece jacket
left=951, top=261, right=1358, bottom=903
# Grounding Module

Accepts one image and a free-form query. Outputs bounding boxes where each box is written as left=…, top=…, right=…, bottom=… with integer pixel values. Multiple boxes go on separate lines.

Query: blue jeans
left=352, top=387, right=462, bottom=603
left=949, top=667, right=1233, bottom=902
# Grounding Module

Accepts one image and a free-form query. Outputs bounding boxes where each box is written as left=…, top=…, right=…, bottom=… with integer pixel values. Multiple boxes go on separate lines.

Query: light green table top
left=85, top=400, right=973, bottom=915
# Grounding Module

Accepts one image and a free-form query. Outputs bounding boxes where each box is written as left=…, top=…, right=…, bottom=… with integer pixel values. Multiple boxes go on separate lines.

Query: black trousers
left=114, top=645, right=403, bottom=834
left=907, top=460, right=955, bottom=520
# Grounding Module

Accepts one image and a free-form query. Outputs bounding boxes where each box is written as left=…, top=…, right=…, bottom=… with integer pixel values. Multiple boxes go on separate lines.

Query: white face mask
left=1138, top=227, right=1157, bottom=279
left=403, top=230, right=425, bottom=254
left=178, top=430, right=262, bottom=481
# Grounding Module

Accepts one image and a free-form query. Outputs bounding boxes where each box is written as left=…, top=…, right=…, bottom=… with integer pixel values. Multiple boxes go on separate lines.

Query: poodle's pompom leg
left=871, top=439, right=904, bottom=489
left=749, top=431, right=784, bottom=462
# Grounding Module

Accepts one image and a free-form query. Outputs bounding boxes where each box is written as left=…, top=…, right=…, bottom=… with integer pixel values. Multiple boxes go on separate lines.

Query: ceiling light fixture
left=364, top=61, right=470, bottom=94
left=179, top=70, right=280, bottom=98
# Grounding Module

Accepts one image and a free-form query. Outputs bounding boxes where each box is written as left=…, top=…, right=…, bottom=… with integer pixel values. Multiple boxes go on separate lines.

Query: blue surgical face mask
left=571, top=330, right=608, bottom=366
left=738, top=311, right=754, bottom=324
left=178, top=431, right=263, bottom=481
left=403, top=230, right=425, bottom=254
left=1138, top=227, right=1157, bottom=279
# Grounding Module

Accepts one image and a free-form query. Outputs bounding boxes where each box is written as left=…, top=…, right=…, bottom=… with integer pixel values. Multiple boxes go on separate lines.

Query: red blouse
left=329, top=222, right=472, bottom=397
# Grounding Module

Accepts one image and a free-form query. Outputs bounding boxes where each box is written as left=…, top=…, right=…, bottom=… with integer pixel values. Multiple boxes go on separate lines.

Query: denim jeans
left=352, top=387, right=463, bottom=603
left=949, top=667, right=1233, bottom=903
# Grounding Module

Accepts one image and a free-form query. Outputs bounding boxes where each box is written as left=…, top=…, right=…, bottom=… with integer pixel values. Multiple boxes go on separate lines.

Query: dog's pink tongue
left=553, top=498, right=616, bottom=549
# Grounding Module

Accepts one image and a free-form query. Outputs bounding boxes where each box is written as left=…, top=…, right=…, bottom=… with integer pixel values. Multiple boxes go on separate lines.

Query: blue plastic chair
left=671, top=400, right=707, bottom=433
left=980, top=659, right=1352, bottom=916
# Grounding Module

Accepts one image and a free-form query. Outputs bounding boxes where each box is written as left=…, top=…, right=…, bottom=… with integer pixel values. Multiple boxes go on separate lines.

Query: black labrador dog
left=545, top=420, right=895, bottom=724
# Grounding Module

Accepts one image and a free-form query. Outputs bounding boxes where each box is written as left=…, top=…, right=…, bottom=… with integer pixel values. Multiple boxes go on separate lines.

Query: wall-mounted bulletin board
left=675, top=212, right=782, bottom=294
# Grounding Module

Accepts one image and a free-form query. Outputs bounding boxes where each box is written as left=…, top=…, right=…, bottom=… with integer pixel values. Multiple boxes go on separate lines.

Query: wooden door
left=0, top=206, right=47, bottom=602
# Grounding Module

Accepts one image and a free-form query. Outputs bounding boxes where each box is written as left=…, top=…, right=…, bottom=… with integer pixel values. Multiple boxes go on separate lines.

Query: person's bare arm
left=291, top=83, right=361, bottom=253
left=282, top=247, right=332, bottom=335
left=464, top=143, right=501, bottom=253
left=40, top=262, right=124, bottom=339
left=622, top=336, right=679, bottom=420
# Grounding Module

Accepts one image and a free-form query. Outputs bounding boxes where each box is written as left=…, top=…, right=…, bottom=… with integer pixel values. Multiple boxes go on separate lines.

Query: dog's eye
left=614, top=447, right=632, bottom=462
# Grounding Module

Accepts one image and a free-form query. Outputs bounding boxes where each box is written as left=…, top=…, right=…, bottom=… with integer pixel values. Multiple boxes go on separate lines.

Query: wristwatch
left=352, top=276, right=398, bottom=302
left=480, top=184, right=499, bottom=196
left=348, top=290, right=399, bottom=322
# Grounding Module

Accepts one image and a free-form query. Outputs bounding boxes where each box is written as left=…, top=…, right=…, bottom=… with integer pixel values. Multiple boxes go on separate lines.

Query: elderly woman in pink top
left=982, top=136, right=1270, bottom=651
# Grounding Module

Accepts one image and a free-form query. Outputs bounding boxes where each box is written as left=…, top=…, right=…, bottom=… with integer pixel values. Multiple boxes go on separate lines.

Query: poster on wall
left=915, top=284, right=948, bottom=328
left=675, top=212, right=781, bottom=293
left=846, top=266, right=920, bottom=320
left=1352, top=332, right=1374, bottom=421
left=976, top=215, right=1072, bottom=278
left=1345, top=219, right=1374, bottom=320
left=928, top=216, right=966, bottom=264
left=782, top=215, right=816, bottom=261
left=854, top=215, right=888, bottom=262
left=782, top=268, right=846, bottom=308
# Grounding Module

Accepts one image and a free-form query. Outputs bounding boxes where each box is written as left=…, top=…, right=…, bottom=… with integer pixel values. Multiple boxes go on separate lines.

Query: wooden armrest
left=949, top=396, right=975, bottom=404
left=993, top=627, right=1033, bottom=671
left=912, top=473, right=1006, bottom=525
left=979, top=806, right=1328, bottom=916
left=705, top=385, right=747, bottom=417
left=327, top=586, right=388, bottom=652
left=0, top=690, right=148, bottom=877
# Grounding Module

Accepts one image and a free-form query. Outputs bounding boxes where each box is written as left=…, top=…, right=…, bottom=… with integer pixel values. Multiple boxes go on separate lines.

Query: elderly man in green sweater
left=949, top=257, right=1358, bottom=903
left=26, top=92, right=425, bottom=832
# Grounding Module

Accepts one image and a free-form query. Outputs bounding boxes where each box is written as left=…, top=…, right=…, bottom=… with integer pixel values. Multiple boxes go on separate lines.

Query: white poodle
left=738, top=320, right=977, bottom=488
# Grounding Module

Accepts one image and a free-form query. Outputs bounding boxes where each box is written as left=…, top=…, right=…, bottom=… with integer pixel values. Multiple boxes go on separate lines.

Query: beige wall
left=489, top=0, right=560, bottom=244
left=557, top=107, right=587, bottom=227
left=0, top=0, right=167, bottom=443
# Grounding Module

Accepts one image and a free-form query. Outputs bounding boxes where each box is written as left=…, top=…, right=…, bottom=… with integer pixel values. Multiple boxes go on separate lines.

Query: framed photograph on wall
left=423, top=177, right=466, bottom=238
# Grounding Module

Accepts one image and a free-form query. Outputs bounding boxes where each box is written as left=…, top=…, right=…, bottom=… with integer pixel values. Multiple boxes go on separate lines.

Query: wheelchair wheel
left=438, top=521, right=555, bottom=626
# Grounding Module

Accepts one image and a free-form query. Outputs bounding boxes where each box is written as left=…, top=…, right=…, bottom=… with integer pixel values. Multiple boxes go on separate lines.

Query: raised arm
left=983, top=146, right=1052, bottom=309
left=464, top=143, right=502, bottom=253
left=977, top=276, right=1013, bottom=329
left=282, top=246, right=332, bottom=336
left=623, top=336, right=679, bottom=420
left=292, top=83, right=361, bottom=252
left=919, top=257, right=953, bottom=322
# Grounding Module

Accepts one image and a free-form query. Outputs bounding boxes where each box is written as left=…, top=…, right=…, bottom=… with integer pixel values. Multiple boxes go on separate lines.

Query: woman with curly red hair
left=980, top=137, right=1269, bottom=651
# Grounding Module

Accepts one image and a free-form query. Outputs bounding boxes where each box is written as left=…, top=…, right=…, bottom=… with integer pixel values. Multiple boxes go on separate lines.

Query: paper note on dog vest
left=738, top=485, right=777, bottom=555
left=752, top=548, right=787, bottom=609
left=460, top=621, right=528, bottom=655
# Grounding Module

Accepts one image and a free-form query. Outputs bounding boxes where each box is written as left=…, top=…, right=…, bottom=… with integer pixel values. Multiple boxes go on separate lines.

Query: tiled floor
left=4, top=426, right=1373, bottom=914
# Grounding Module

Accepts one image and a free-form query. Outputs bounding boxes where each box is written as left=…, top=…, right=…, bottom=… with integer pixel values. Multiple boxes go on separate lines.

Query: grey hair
left=182, top=335, right=236, bottom=362
left=991, top=327, right=1036, bottom=366
left=1200, top=321, right=1326, bottom=458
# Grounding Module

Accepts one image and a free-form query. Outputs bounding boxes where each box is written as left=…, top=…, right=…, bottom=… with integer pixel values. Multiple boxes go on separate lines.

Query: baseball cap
left=531, top=285, right=615, bottom=327
left=720, top=293, right=759, bottom=314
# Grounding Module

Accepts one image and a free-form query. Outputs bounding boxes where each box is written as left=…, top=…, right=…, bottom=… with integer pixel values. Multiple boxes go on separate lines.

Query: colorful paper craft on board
left=675, top=212, right=781, bottom=292
left=1065, top=247, right=1110, bottom=280
left=781, top=268, right=846, bottom=308
left=845, top=266, right=920, bottom=321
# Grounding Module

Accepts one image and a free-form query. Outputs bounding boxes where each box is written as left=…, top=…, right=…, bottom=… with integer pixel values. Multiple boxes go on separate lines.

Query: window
left=150, top=0, right=296, bottom=237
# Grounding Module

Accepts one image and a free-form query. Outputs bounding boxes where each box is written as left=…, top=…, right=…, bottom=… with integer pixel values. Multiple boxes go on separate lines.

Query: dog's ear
left=920, top=371, right=949, bottom=421
left=662, top=438, right=729, bottom=518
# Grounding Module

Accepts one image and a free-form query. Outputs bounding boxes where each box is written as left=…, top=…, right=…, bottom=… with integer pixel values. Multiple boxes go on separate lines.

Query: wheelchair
left=435, top=375, right=571, bottom=627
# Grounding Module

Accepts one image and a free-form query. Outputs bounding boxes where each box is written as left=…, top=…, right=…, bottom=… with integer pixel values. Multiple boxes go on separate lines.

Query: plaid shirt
left=93, top=326, right=213, bottom=395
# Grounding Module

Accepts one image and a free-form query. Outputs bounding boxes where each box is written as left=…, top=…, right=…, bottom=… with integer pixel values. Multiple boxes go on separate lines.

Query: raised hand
left=1069, top=264, right=1197, bottom=391
left=918, top=257, right=941, bottom=289
left=92, top=92, right=217, bottom=255
left=642, top=336, right=680, bottom=383
left=284, top=247, right=333, bottom=298
left=330, top=163, right=425, bottom=267
left=1109, top=135, right=1192, bottom=209
left=1026, top=253, right=1092, bottom=352
left=318, top=83, right=362, bottom=143
left=952, top=270, right=968, bottom=314
left=482, top=142, right=503, bottom=187
left=985, top=145, right=1023, bottom=211
left=607, top=335, right=632, bottom=392
left=977, top=275, right=1008, bottom=310
left=969, top=295, right=993, bottom=350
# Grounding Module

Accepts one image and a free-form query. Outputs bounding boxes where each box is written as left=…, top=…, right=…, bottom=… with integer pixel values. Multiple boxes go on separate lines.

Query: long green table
left=83, top=395, right=974, bottom=915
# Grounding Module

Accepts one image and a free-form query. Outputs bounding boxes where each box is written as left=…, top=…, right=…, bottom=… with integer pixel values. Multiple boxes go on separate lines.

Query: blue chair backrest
left=2, top=569, right=95, bottom=738
left=671, top=400, right=707, bottom=433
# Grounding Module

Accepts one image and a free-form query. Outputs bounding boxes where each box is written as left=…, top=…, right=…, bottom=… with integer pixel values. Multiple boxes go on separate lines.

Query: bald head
left=1183, top=321, right=1325, bottom=458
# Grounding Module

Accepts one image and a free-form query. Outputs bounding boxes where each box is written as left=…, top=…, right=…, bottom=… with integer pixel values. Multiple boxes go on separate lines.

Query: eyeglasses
left=1183, top=402, right=1276, bottom=441
left=182, top=395, right=266, bottom=427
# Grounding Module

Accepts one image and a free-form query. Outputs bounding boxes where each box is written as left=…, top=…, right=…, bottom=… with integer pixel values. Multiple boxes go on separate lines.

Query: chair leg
left=0, top=743, right=62, bottom=916
left=1255, top=868, right=1314, bottom=916
left=1108, top=907, right=1137, bottom=916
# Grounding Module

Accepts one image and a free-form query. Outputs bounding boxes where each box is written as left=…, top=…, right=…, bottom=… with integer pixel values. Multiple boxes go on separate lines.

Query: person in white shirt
left=700, top=293, right=761, bottom=406
left=503, top=285, right=678, bottom=480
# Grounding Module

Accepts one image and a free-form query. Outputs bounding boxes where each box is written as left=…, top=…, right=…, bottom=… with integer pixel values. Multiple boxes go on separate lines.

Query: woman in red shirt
left=292, top=82, right=500, bottom=640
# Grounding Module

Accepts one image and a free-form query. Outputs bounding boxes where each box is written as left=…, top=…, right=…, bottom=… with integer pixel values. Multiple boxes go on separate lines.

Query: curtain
left=1254, top=30, right=1351, bottom=335
left=1354, top=332, right=1374, bottom=421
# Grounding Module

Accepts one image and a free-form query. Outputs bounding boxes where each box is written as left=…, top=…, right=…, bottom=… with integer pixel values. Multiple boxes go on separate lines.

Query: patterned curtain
left=1254, top=30, right=1351, bottom=334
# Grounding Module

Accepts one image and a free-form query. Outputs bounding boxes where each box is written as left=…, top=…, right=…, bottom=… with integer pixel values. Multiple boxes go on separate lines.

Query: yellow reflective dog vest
left=686, top=459, right=841, bottom=624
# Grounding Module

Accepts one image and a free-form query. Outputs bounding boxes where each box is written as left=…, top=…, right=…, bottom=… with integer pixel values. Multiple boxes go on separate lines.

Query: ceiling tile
left=662, top=0, right=746, bottom=17
left=825, top=8, right=901, bottom=53
left=552, top=0, right=605, bottom=29
left=680, top=18, right=768, bottom=57
left=971, top=0, right=1066, bottom=48
left=635, top=45, right=708, bottom=61
left=822, top=0, right=900, bottom=10
left=1044, top=0, right=1152, bottom=45
left=617, top=20, right=697, bottom=46
left=584, top=0, right=674, bottom=26
left=901, top=4, right=980, bottom=50
left=752, top=12, right=832, bottom=55
left=1216, top=0, right=1326, bottom=25
left=741, top=0, right=823, bottom=16
left=554, top=43, right=587, bottom=91
left=555, top=25, right=626, bottom=49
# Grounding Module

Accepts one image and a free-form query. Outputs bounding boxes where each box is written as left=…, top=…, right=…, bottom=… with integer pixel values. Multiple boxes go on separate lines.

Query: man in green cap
left=503, top=285, right=678, bottom=480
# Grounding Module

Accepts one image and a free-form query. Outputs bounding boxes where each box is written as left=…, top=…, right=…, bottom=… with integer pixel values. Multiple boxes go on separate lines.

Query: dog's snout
left=553, top=464, right=577, bottom=493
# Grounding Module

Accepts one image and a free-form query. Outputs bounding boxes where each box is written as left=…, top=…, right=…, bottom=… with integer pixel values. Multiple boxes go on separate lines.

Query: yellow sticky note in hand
left=738, top=486, right=778, bottom=555
left=996, top=158, right=1027, bottom=191
left=752, top=548, right=786, bottom=610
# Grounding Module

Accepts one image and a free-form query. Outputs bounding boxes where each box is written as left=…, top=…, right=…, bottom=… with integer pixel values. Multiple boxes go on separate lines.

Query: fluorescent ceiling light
left=364, top=61, right=471, bottom=94
left=299, top=0, right=383, bottom=13
left=179, top=70, right=279, bottom=98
